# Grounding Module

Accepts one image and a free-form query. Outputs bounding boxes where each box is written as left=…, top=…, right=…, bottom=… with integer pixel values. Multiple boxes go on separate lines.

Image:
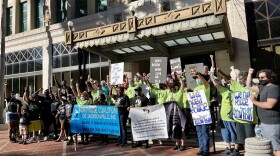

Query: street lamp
left=67, top=21, right=73, bottom=30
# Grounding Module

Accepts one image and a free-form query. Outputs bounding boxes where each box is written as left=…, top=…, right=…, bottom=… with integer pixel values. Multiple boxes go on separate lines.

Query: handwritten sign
left=170, top=57, right=182, bottom=73
left=187, top=90, right=212, bottom=125
left=150, top=57, right=167, bottom=83
left=233, top=91, right=253, bottom=121
left=185, top=63, right=204, bottom=89
left=70, top=105, right=120, bottom=136
left=110, top=62, right=124, bottom=85
left=129, top=104, right=168, bottom=141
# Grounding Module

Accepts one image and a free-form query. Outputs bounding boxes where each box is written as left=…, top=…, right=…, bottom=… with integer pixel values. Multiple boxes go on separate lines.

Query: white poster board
left=110, top=62, right=124, bottom=85
left=129, top=104, right=168, bottom=141
left=170, top=57, right=182, bottom=74
left=187, top=90, right=212, bottom=126
left=233, top=91, right=254, bottom=121
left=185, top=63, right=204, bottom=89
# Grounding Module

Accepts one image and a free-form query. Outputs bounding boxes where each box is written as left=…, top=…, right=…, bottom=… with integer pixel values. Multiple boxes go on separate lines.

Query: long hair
left=257, top=69, right=278, bottom=84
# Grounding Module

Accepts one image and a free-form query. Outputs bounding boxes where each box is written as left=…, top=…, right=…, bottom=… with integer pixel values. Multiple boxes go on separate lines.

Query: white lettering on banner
left=155, top=59, right=162, bottom=63
left=152, top=63, right=160, bottom=66
left=129, top=104, right=168, bottom=141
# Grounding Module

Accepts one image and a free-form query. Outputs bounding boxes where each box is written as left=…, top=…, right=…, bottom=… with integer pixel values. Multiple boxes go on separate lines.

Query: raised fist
left=230, top=66, right=235, bottom=71
left=248, top=68, right=254, bottom=74
left=210, top=55, right=214, bottom=59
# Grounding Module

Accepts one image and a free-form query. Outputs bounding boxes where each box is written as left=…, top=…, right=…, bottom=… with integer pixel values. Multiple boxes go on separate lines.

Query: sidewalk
left=0, top=129, right=245, bottom=156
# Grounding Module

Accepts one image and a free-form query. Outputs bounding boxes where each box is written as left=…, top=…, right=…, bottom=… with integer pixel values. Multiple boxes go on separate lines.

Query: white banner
left=110, top=62, right=124, bottom=85
left=233, top=91, right=254, bottom=121
left=129, top=104, right=168, bottom=141
left=185, top=63, right=204, bottom=89
left=187, top=90, right=212, bottom=126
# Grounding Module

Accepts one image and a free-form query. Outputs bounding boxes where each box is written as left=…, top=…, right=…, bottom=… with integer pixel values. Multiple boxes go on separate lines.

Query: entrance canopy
left=65, top=0, right=233, bottom=62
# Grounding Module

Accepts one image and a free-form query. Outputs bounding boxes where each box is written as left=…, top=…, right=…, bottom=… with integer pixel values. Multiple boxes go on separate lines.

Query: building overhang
left=65, top=0, right=233, bottom=62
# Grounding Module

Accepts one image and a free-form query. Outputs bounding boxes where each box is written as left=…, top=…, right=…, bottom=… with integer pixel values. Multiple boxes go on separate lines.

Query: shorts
left=6, top=112, right=19, bottom=123
left=260, top=123, right=280, bottom=151
left=28, top=120, right=42, bottom=133
left=220, top=120, right=237, bottom=143
left=236, top=122, right=255, bottom=144
left=19, top=125, right=28, bottom=135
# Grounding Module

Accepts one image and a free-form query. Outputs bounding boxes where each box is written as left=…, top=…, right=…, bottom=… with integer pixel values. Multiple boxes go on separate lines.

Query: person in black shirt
left=131, top=87, right=150, bottom=148
left=18, top=107, right=30, bottom=145
left=49, top=85, right=60, bottom=140
left=54, top=75, right=71, bottom=97
left=97, top=93, right=109, bottom=145
left=65, top=95, right=74, bottom=145
left=55, top=95, right=67, bottom=142
left=111, top=86, right=130, bottom=147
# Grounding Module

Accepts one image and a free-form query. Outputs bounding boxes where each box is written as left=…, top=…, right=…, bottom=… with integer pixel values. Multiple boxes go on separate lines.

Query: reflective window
left=57, top=0, right=67, bottom=23
left=76, top=0, right=87, bottom=17
left=35, top=0, right=44, bottom=28
left=20, top=2, right=27, bottom=32
left=6, top=7, right=12, bottom=36
left=96, top=0, right=107, bottom=13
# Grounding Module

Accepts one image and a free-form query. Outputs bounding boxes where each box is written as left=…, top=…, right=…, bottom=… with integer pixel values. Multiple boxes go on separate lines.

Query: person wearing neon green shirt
left=210, top=75, right=237, bottom=155
left=145, top=78, right=168, bottom=105
left=190, top=69, right=211, bottom=156
left=125, top=76, right=142, bottom=104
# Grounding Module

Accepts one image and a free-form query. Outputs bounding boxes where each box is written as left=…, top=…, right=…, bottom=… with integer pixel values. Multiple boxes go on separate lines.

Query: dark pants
left=100, top=134, right=108, bottom=143
left=65, top=119, right=73, bottom=140
left=41, top=113, right=58, bottom=137
left=196, top=124, right=210, bottom=153
left=117, top=113, right=128, bottom=145
left=236, top=122, right=255, bottom=145
left=81, top=134, right=89, bottom=142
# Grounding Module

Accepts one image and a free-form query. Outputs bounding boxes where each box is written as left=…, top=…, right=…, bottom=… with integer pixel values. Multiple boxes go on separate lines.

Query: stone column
left=12, top=0, right=19, bottom=34
left=42, top=35, right=52, bottom=90
left=227, top=0, right=251, bottom=71
left=27, top=0, right=34, bottom=30
left=67, top=0, right=75, bottom=20
left=215, top=50, right=235, bottom=77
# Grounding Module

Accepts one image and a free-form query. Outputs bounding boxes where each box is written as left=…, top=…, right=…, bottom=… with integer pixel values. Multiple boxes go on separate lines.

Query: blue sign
left=70, top=105, right=120, bottom=136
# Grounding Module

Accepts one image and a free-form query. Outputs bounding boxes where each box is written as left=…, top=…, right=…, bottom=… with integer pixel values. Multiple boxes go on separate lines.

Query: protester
left=53, top=75, right=71, bottom=97
left=55, top=93, right=67, bottom=142
left=4, top=83, right=22, bottom=143
left=49, top=85, right=60, bottom=140
left=190, top=68, right=211, bottom=156
left=65, top=95, right=74, bottom=145
left=97, top=93, right=109, bottom=145
left=246, top=68, right=280, bottom=156
left=111, top=86, right=130, bottom=147
left=131, top=87, right=150, bottom=149
left=18, top=107, right=30, bottom=145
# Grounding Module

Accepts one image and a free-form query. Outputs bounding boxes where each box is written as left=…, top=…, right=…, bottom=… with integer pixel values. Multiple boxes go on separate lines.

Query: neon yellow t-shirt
left=151, top=88, right=168, bottom=104
left=91, top=90, right=99, bottom=104
left=219, top=86, right=235, bottom=122
left=134, top=81, right=143, bottom=87
left=166, top=90, right=184, bottom=108
left=76, top=97, right=92, bottom=105
left=193, top=84, right=210, bottom=106
left=230, top=80, right=258, bottom=124
left=125, top=86, right=137, bottom=104
left=183, top=88, right=190, bottom=109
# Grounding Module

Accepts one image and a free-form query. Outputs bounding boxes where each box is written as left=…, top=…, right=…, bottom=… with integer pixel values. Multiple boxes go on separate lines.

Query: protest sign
left=187, top=90, right=212, bottom=125
left=110, top=62, right=124, bottom=85
left=170, top=57, right=182, bottom=73
left=70, top=105, right=120, bottom=136
left=185, top=63, right=204, bottom=89
left=129, top=104, right=168, bottom=141
left=233, top=91, right=253, bottom=121
left=150, top=57, right=167, bottom=83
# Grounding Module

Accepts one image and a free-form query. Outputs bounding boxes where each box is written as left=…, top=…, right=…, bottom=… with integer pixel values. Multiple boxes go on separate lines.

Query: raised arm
left=76, top=82, right=82, bottom=97
left=49, top=84, right=55, bottom=100
left=178, top=74, right=185, bottom=92
left=53, top=75, right=62, bottom=88
left=210, top=73, right=221, bottom=90
left=246, top=68, right=259, bottom=93
left=70, top=79, right=79, bottom=98
left=144, top=77, right=154, bottom=89
left=23, top=87, right=30, bottom=104
left=85, top=81, right=93, bottom=92
left=216, top=67, right=231, bottom=81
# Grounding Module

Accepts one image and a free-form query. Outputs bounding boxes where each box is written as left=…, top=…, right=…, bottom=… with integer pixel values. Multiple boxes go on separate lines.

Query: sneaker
left=221, top=147, right=231, bottom=155
left=173, top=145, right=179, bottom=150
left=43, top=136, right=48, bottom=141
left=231, top=149, right=240, bottom=156
left=197, top=151, right=203, bottom=155
left=179, top=145, right=185, bottom=151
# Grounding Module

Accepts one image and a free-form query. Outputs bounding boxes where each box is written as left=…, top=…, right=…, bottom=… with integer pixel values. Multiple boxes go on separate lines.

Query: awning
left=65, top=0, right=233, bottom=62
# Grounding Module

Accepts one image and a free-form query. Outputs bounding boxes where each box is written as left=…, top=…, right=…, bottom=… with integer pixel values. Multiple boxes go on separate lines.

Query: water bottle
left=255, top=125, right=262, bottom=140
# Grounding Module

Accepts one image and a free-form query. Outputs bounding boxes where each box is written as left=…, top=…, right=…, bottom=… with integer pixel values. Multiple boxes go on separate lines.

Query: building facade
left=2, top=0, right=278, bottom=95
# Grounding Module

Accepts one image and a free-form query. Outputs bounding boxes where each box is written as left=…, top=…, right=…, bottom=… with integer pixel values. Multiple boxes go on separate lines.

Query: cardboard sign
left=187, top=90, right=212, bottom=125
left=70, top=105, right=120, bottom=136
left=233, top=91, right=253, bottom=121
left=170, top=57, right=182, bottom=73
left=110, top=62, right=124, bottom=85
left=150, top=57, right=167, bottom=83
left=185, top=63, right=204, bottom=89
left=129, top=104, right=168, bottom=141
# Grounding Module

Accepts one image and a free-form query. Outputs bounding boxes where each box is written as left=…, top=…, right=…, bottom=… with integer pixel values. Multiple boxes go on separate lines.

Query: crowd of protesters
left=3, top=55, right=280, bottom=156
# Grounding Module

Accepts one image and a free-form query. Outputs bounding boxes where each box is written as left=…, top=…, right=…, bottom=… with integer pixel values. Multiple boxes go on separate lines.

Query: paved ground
left=0, top=129, right=246, bottom=156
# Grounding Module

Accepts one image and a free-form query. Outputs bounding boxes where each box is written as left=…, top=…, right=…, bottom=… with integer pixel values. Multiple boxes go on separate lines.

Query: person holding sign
left=125, top=74, right=143, bottom=105
left=190, top=69, right=211, bottom=156
left=210, top=74, right=237, bottom=155
left=110, top=87, right=130, bottom=147
left=246, top=68, right=280, bottom=156
left=70, top=79, right=92, bottom=145
left=145, top=78, right=168, bottom=105
left=218, top=67, right=258, bottom=156
left=131, top=87, right=150, bottom=148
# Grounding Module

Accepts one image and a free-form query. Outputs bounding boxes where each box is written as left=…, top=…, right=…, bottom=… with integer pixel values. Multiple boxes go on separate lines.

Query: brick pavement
left=0, top=130, right=245, bottom=156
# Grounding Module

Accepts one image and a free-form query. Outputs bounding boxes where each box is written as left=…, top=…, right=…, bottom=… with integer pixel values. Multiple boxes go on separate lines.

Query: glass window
left=28, top=60, right=35, bottom=72
left=57, top=0, right=67, bottom=23
left=101, top=56, right=108, bottom=62
left=35, top=59, right=42, bottom=71
left=35, top=75, right=42, bottom=91
left=35, top=0, right=44, bottom=28
left=13, top=63, right=19, bottom=74
left=28, top=76, right=35, bottom=94
left=76, top=0, right=87, bottom=17
left=71, top=70, right=80, bottom=82
left=62, top=71, right=71, bottom=84
left=6, top=79, right=13, bottom=95
left=13, top=78, right=20, bottom=94
left=20, top=77, right=27, bottom=96
left=6, top=7, right=12, bottom=36
left=256, top=20, right=269, bottom=39
left=270, top=18, right=280, bottom=38
left=20, top=62, right=28, bottom=73
left=62, top=55, right=70, bottom=67
left=90, top=68, right=100, bottom=81
left=6, top=64, right=12, bottom=75
left=53, top=56, right=61, bottom=68
left=101, top=66, right=109, bottom=81
left=71, top=53, right=79, bottom=66
left=90, top=53, right=99, bottom=63
left=20, top=2, right=27, bottom=32
left=96, top=0, right=107, bottom=13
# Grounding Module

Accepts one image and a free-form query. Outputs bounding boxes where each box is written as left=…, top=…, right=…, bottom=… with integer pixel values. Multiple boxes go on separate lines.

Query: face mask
left=102, top=84, right=106, bottom=87
left=135, top=91, right=139, bottom=96
left=196, top=79, right=202, bottom=85
left=259, top=80, right=268, bottom=86
left=80, top=96, right=85, bottom=101
left=166, top=77, right=171, bottom=81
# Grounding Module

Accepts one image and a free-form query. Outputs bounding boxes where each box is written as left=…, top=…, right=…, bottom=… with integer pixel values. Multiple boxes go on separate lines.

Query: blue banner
left=70, top=105, right=120, bottom=136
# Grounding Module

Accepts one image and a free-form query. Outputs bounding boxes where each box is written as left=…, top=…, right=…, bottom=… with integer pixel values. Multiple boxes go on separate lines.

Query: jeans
left=118, top=113, right=128, bottom=145
left=220, top=120, right=237, bottom=143
left=196, top=124, right=210, bottom=153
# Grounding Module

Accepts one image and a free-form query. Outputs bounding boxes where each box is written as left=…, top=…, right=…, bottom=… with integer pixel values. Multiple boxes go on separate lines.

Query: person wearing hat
left=130, top=87, right=150, bottom=148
